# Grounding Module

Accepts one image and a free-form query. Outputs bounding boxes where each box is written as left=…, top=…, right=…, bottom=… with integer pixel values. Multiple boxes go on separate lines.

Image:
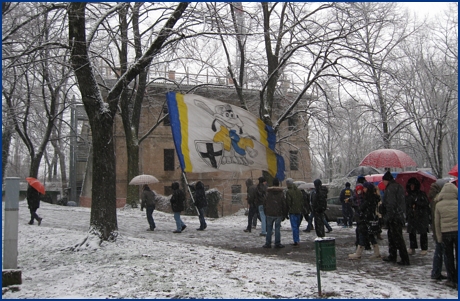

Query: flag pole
left=182, top=172, right=200, bottom=215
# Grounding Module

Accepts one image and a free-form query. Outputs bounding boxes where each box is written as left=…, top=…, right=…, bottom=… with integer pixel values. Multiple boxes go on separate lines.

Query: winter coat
left=141, top=187, right=156, bottom=210
left=194, top=181, right=208, bottom=209
left=434, top=183, right=458, bottom=243
left=405, top=178, right=430, bottom=234
left=339, top=187, right=354, bottom=205
left=382, top=180, right=405, bottom=226
left=254, top=183, right=267, bottom=207
left=351, top=192, right=364, bottom=218
left=246, top=179, right=257, bottom=207
left=359, top=191, right=379, bottom=222
left=310, top=185, right=328, bottom=214
left=263, top=186, right=287, bottom=217
left=170, top=182, right=185, bottom=212
left=428, top=180, right=447, bottom=241
left=27, top=186, right=41, bottom=209
left=286, top=184, right=304, bottom=214
left=300, top=190, right=311, bottom=216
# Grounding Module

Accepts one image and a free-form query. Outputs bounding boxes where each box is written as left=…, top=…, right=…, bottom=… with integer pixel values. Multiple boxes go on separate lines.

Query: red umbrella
left=26, top=177, right=46, bottom=195
left=365, top=174, right=384, bottom=183
left=359, top=149, right=417, bottom=169
left=394, top=171, right=437, bottom=196
left=448, top=164, right=458, bottom=177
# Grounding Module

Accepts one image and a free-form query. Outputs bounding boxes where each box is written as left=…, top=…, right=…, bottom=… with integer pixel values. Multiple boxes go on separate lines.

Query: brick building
left=78, top=81, right=313, bottom=216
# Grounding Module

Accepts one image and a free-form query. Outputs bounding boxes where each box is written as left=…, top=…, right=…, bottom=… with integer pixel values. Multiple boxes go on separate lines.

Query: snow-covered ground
left=2, top=201, right=458, bottom=299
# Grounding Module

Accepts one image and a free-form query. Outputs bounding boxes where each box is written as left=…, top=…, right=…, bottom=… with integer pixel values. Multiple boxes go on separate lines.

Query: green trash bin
left=314, top=237, right=336, bottom=271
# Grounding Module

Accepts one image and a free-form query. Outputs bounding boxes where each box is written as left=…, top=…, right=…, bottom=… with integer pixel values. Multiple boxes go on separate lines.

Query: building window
left=164, top=149, right=175, bottom=171
left=231, top=184, right=242, bottom=204
left=163, top=105, right=170, bottom=126
left=290, top=150, right=299, bottom=171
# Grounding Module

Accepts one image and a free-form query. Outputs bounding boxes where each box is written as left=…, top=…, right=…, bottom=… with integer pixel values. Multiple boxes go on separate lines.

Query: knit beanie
left=355, top=184, right=364, bottom=192
left=363, top=182, right=374, bottom=190
left=286, top=178, right=294, bottom=186
left=258, top=177, right=266, bottom=184
left=314, top=179, right=322, bottom=189
left=345, top=182, right=351, bottom=187
left=382, top=171, right=393, bottom=181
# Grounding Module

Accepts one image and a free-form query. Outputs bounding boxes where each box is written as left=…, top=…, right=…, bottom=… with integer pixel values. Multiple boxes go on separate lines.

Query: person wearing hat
left=349, top=182, right=381, bottom=259
left=310, top=179, right=329, bottom=238
left=285, top=178, right=304, bottom=245
left=405, top=177, right=430, bottom=255
left=381, top=171, right=410, bottom=265
left=170, top=181, right=187, bottom=233
left=255, top=177, right=268, bottom=236
left=339, top=182, right=354, bottom=228
left=262, top=178, right=287, bottom=248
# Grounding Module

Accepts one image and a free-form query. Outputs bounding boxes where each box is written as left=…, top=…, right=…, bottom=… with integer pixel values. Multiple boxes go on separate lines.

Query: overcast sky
left=401, top=2, right=452, bottom=18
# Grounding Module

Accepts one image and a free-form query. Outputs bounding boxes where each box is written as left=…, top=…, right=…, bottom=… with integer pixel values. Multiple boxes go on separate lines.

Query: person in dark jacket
left=27, top=185, right=43, bottom=225
left=255, top=177, right=268, bottom=236
left=286, top=178, right=304, bottom=245
left=310, top=179, right=328, bottom=238
left=339, top=182, right=354, bottom=228
left=244, top=178, right=258, bottom=233
left=194, top=181, right=208, bottom=231
left=349, top=182, right=381, bottom=259
left=170, top=181, right=187, bottom=233
left=381, top=171, right=410, bottom=265
left=351, top=184, right=366, bottom=248
left=262, top=178, right=287, bottom=248
left=405, top=177, right=430, bottom=256
left=141, top=184, right=157, bottom=231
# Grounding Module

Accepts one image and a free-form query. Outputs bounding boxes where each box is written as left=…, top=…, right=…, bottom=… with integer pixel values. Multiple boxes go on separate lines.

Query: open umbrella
left=26, top=177, right=45, bottom=195
left=394, top=170, right=437, bottom=196
left=346, top=166, right=382, bottom=177
left=129, top=174, right=159, bottom=185
left=296, top=182, right=314, bottom=191
left=359, top=149, right=416, bottom=169
left=448, top=164, right=458, bottom=177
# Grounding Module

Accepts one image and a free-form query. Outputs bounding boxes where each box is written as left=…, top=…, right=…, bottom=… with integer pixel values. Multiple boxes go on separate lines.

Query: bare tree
left=68, top=2, right=189, bottom=241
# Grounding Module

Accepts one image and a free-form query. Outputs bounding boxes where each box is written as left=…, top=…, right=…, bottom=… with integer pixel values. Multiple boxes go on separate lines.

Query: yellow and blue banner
left=166, top=92, right=285, bottom=180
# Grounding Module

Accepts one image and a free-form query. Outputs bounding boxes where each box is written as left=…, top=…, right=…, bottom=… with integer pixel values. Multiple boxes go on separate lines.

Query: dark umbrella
left=346, top=166, right=382, bottom=177
left=394, top=170, right=437, bottom=196
left=359, top=149, right=416, bottom=169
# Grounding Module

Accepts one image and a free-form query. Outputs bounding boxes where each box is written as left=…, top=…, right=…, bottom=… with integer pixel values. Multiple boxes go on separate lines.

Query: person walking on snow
left=170, top=181, right=187, bottom=233
left=27, top=185, right=43, bottom=225
left=194, top=181, right=208, bottom=231
left=381, top=171, right=410, bottom=266
left=310, top=179, right=328, bottom=238
left=340, top=182, right=354, bottom=228
left=255, top=177, right=268, bottom=236
left=285, top=178, right=304, bottom=246
left=244, top=178, right=258, bottom=233
left=349, top=182, right=381, bottom=259
left=405, top=177, right=430, bottom=256
left=262, top=178, right=287, bottom=249
left=141, top=184, right=157, bottom=231
left=434, top=183, right=458, bottom=289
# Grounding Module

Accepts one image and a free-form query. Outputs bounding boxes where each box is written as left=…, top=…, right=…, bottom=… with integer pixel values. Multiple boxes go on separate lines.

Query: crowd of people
left=25, top=169, right=457, bottom=291
left=240, top=171, right=457, bottom=290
